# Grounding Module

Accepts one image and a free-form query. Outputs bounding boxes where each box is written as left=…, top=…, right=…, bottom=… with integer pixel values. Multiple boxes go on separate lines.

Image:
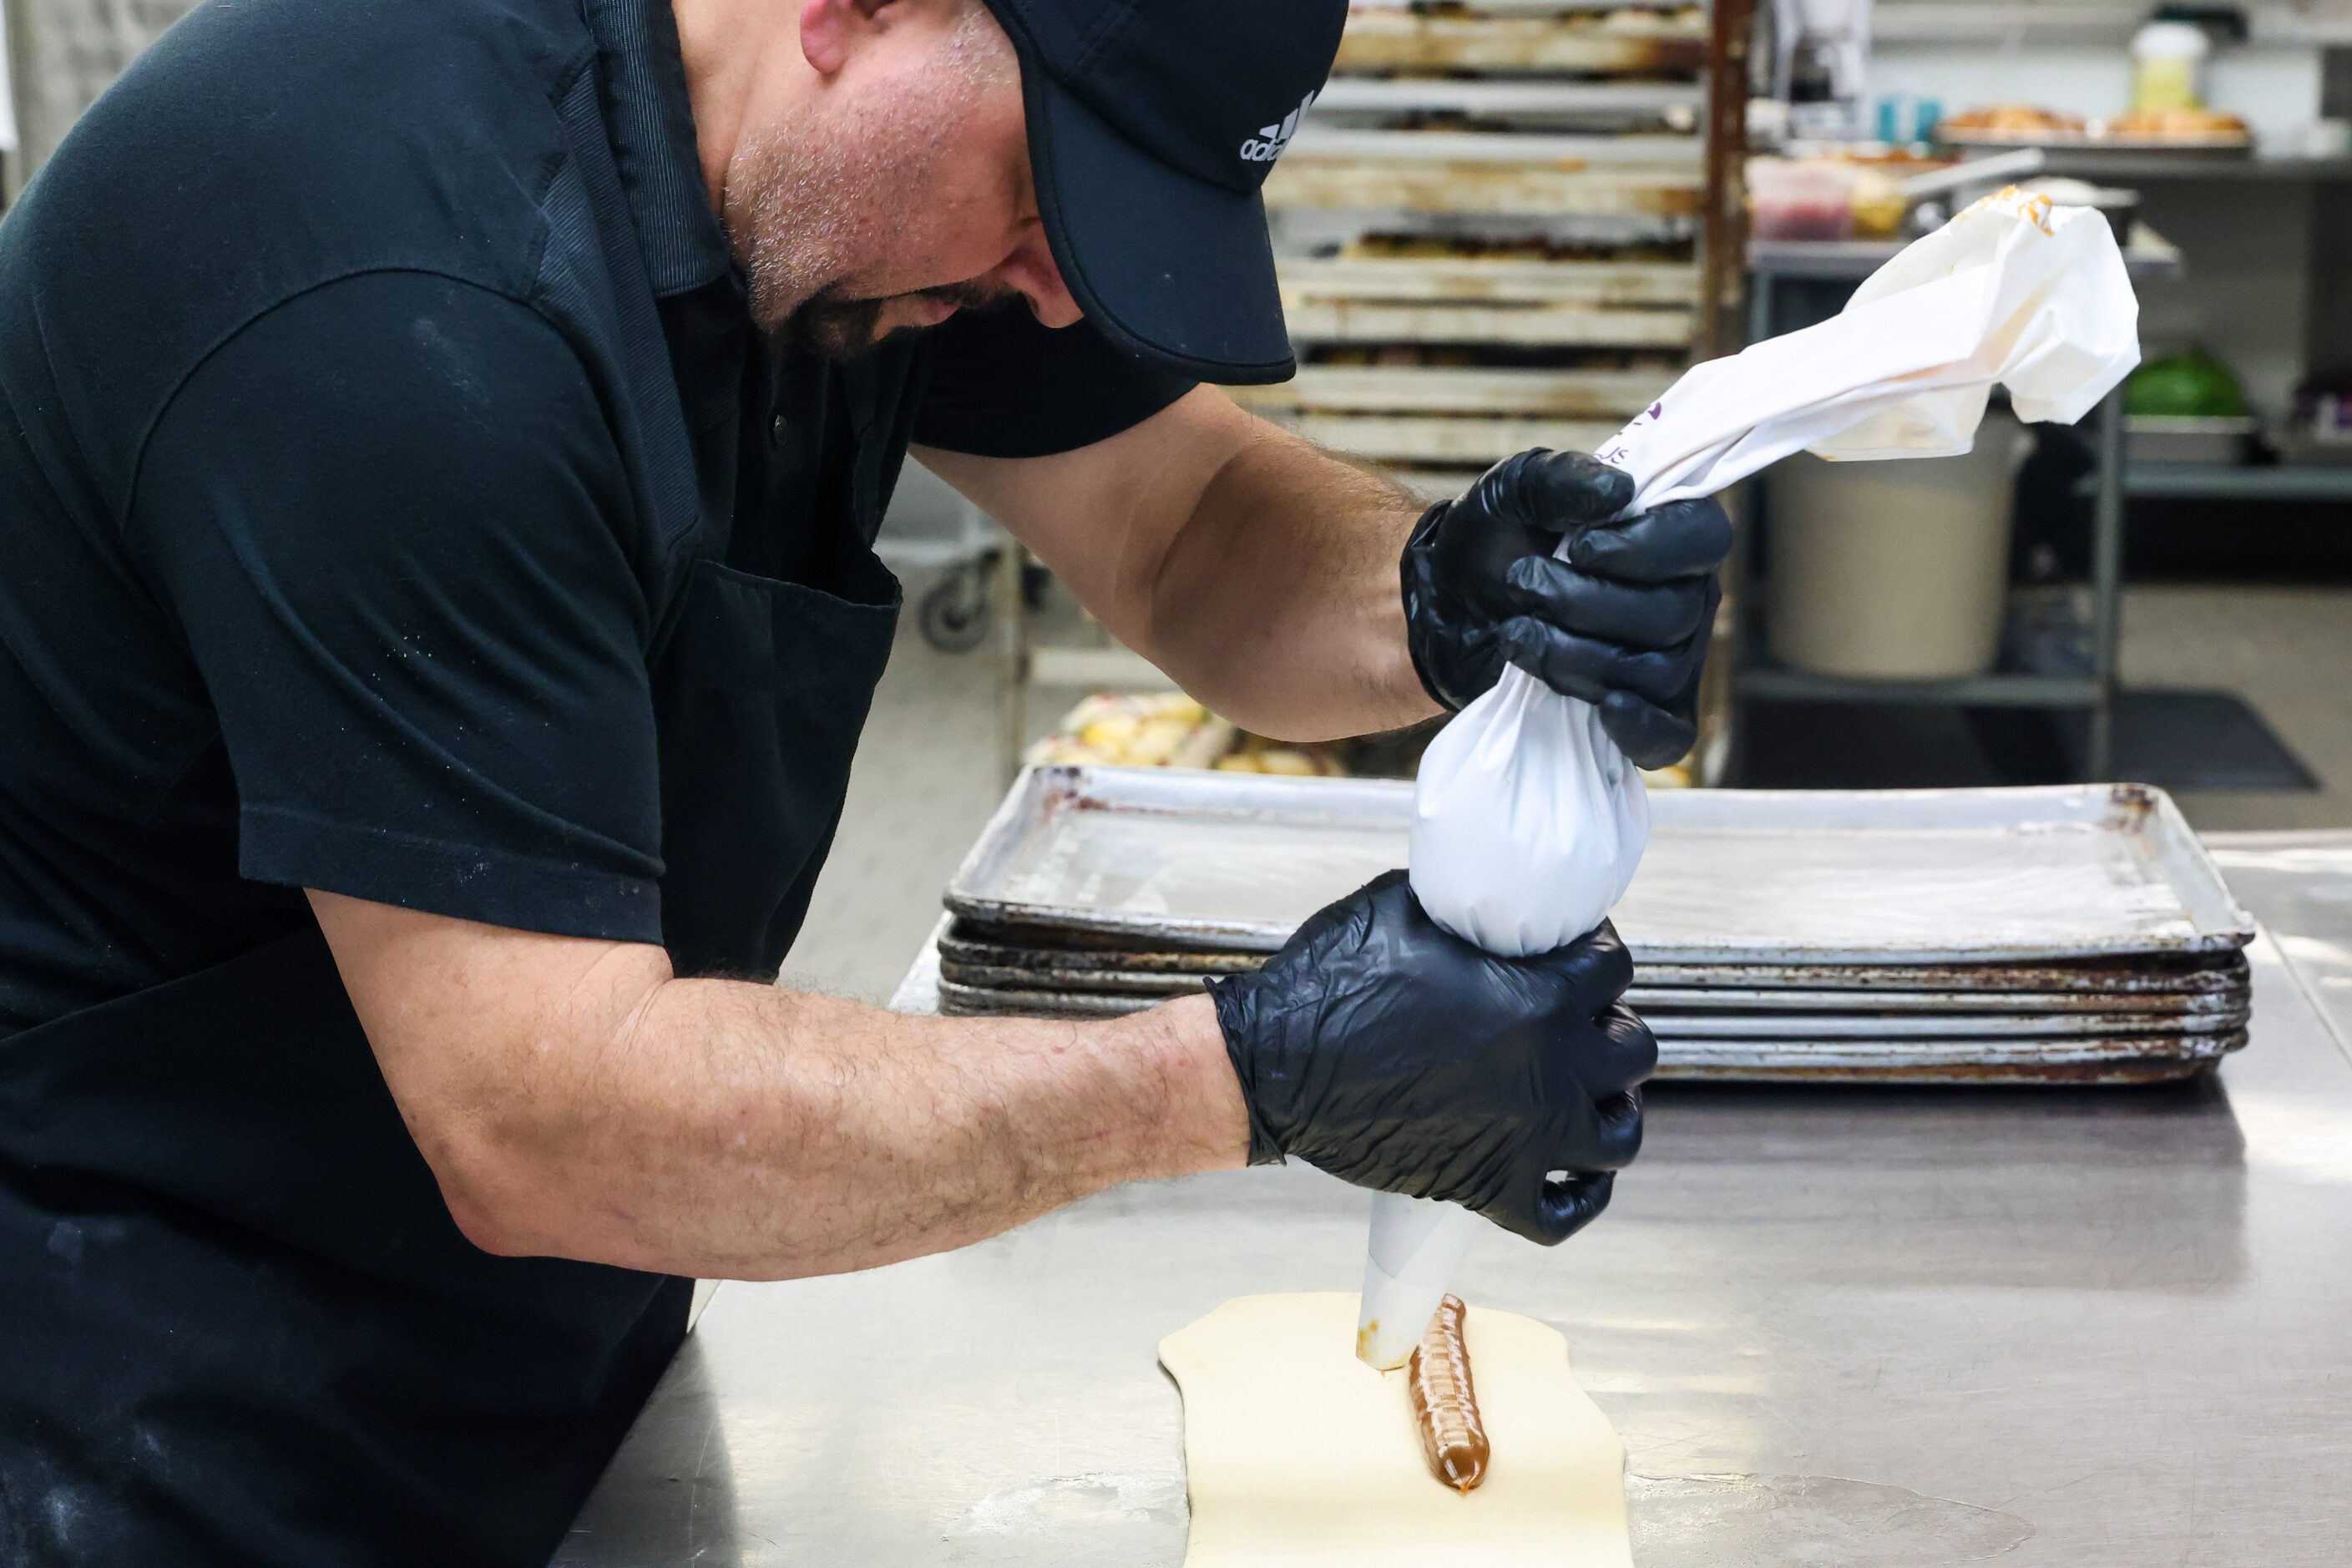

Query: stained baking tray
left=1641, top=1008, right=2247, bottom=1039
left=929, top=979, right=2243, bottom=1085
left=940, top=959, right=1205, bottom=996
left=940, top=921, right=2252, bottom=994
left=1636, top=986, right=2240, bottom=1017
left=1635, top=953, right=2249, bottom=994
left=933, top=977, right=2243, bottom=1037
left=936, top=960, right=2245, bottom=1017
left=1657, top=1029, right=2248, bottom=1086
left=946, top=768, right=2255, bottom=964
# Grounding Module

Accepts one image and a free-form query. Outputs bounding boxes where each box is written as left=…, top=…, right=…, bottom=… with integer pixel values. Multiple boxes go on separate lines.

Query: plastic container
left=2132, top=21, right=2209, bottom=114
left=1748, top=159, right=1857, bottom=241
left=2126, top=415, right=2256, bottom=465
left=1766, top=415, right=2032, bottom=680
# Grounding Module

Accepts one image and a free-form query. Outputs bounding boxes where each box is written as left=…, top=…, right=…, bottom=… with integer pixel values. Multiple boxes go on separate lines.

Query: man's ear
left=800, top=0, right=893, bottom=76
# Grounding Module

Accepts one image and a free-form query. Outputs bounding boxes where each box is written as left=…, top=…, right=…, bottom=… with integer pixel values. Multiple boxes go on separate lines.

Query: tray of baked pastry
left=1332, top=0, right=1708, bottom=77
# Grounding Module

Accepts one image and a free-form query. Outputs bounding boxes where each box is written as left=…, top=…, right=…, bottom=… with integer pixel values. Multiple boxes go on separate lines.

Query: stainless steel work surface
left=557, top=840, right=2352, bottom=1567
left=2205, top=832, right=2352, bottom=1061
left=948, top=768, right=2253, bottom=962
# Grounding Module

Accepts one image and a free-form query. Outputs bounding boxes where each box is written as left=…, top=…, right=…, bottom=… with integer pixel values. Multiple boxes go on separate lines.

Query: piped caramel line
left=1406, top=1293, right=1490, bottom=1494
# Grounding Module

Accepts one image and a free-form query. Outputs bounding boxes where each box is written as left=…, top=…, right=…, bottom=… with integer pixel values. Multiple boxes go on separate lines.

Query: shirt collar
left=580, top=0, right=733, bottom=296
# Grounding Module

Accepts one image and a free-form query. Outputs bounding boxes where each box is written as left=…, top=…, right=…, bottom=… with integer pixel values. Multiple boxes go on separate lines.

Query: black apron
left=0, top=48, right=906, bottom=1565
left=0, top=500, right=900, bottom=1568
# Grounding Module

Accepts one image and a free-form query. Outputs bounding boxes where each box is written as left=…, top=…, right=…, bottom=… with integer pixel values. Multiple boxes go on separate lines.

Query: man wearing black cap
left=0, top=0, right=1726, bottom=1561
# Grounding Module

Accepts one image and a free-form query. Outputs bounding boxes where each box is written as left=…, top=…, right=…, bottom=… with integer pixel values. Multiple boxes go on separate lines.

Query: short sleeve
left=124, top=271, right=667, bottom=942
left=913, top=307, right=1196, bottom=458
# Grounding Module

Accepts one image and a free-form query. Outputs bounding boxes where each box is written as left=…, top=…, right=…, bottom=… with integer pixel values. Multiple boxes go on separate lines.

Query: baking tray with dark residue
left=946, top=769, right=2256, bottom=964
left=938, top=959, right=1209, bottom=997
left=935, top=959, right=2248, bottom=1017
left=930, top=977, right=2245, bottom=1085
left=1633, top=952, right=2250, bottom=994
left=934, top=976, right=2244, bottom=1038
left=1655, top=1029, right=2247, bottom=1085
left=942, top=919, right=2252, bottom=995
left=938, top=924, right=1261, bottom=975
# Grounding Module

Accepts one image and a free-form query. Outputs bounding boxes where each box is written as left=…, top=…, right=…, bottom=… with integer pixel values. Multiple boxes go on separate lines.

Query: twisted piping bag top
left=1358, top=188, right=2142, bottom=1368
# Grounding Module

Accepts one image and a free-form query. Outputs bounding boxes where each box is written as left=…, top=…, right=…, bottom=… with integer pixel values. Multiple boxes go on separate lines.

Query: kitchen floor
left=784, top=580, right=2352, bottom=1004
left=2117, top=584, right=2352, bottom=832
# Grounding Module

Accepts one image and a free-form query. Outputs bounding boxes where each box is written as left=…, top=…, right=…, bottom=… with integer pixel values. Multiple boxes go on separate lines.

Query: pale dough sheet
left=1158, top=1293, right=1634, bottom=1567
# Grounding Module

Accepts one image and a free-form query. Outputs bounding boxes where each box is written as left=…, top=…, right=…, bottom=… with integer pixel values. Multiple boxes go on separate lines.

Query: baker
left=0, top=0, right=1729, bottom=1561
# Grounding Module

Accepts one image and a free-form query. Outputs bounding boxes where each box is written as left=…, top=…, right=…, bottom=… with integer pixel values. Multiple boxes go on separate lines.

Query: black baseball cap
left=979, top=0, right=1348, bottom=385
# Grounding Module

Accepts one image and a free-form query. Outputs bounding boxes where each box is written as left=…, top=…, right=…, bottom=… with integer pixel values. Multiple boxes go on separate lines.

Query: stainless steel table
left=556, top=832, right=2352, bottom=1566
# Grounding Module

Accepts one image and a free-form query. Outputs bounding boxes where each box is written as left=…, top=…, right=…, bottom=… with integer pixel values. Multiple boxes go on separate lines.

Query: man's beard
left=781, top=278, right=1022, bottom=362
left=723, top=30, right=1019, bottom=362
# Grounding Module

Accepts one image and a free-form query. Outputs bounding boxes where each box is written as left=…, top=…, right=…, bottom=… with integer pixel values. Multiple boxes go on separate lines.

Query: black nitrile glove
left=1402, top=448, right=1732, bottom=768
left=1208, top=870, right=1656, bottom=1246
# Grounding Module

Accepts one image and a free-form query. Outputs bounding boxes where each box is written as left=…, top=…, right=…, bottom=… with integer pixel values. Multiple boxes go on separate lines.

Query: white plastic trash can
left=1765, top=416, right=2031, bottom=680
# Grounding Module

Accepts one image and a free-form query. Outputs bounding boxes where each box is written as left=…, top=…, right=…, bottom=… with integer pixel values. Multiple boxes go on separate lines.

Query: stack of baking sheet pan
left=931, top=767, right=2257, bottom=1085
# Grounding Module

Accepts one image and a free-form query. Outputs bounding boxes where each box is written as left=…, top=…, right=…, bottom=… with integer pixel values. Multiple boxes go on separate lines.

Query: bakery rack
left=1232, top=0, right=1752, bottom=777
left=994, top=0, right=1754, bottom=780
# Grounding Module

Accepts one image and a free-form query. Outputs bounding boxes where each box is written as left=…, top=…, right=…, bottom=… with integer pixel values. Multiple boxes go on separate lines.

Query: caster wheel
left=920, top=568, right=993, bottom=653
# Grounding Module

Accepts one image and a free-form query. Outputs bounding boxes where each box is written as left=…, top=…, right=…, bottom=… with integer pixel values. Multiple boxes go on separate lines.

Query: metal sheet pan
left=941, top=921, right=2252, bottom=995
left=936, top=959, right=2245, bottom=1016
left=946, top=768, right=2255, bottom=964
left=930, top=979, right=2243, bottom=1085
left=934, top=978, right=2243, bottom=1038
left=938, top=925, right=1259, bottom=972
left=938, top=959, right=1205, bottom=996
left=1633, top=954, right=2250, bottom=994
left=1643, top=1009, right=2248, bottom=1039
left=1654, top=1029, right=2246, bottom=1086
left=1642, top=988, right=2243, bottom=1017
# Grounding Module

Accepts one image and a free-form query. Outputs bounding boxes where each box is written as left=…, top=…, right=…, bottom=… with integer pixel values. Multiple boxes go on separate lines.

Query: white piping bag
left=1357, top=189, right=2142, bottom=1368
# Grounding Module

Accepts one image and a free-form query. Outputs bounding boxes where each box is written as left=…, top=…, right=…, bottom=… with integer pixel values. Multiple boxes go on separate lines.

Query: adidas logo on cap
left=1238, top=90, right=1316, bottom=163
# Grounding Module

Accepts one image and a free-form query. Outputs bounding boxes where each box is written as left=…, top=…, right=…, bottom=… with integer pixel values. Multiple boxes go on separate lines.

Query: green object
left=2127, top=350, right=2248, bottom=418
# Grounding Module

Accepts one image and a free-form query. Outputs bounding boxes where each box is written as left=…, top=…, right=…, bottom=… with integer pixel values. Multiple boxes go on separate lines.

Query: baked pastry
left=1945, top=104, right=2087, bottom=137
left=2105, top=106, right=2249, bottom=141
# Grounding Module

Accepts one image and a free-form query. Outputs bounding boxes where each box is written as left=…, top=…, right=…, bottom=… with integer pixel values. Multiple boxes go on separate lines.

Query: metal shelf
left=1749, top=236, right=2185, bottom=282
left=1280, top=297, right=1697, bottom=348
left=2098, top=463, right=2352, bottom=502
left=1870, top=3, right=2352, bottom=48
left=1285, top=127, right=1702, bottom=165
left=1737, top=667, right=2102, bottom=707
left=1728, top=382, right=2131, bottom=777
left=1346, top=0, right=1659, bottom=13
left=1310, top=78, right=1703, bottom=119
left=1229, top=364, right=1664, bottom=418
left=1277, top=253, right=1698, bottom=307
left=2031, top=150, right=2352, bottom=183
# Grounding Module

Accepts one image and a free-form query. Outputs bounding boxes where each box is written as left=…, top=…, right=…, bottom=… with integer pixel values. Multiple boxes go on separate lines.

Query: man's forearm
left=319, top=894, right=1248, bottom=1282
left=503, top=983, right=1247, bottom=1280
left=918, top=393, right=1437, bottom=742
left=1145, top=418, right=1439, bottom=741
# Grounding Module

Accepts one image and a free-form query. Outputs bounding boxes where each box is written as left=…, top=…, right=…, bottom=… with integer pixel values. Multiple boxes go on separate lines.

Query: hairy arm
left=311, top=892, right=1247, bottom=1280
left=915, top=387, right=1439, bottom=741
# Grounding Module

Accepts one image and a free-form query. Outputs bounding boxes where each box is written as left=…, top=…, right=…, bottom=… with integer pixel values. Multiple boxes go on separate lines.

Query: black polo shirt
left=0, top=0, right=1193, bottom=1036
